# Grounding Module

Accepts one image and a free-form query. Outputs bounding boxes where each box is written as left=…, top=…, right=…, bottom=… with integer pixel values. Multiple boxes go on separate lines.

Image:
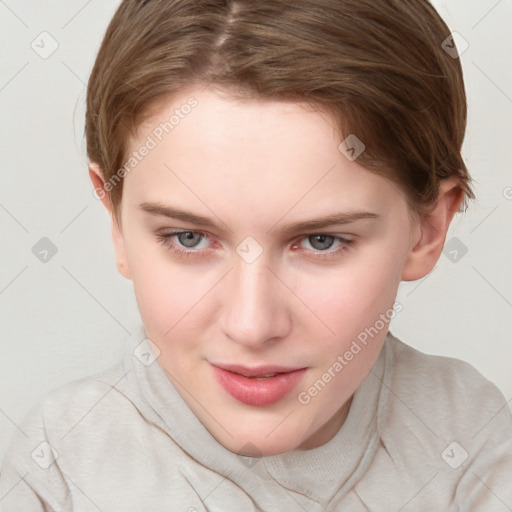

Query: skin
left=90, top=83, right=463, bottom=456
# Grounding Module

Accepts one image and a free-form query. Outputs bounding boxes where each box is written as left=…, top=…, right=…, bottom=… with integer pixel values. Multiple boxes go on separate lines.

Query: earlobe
left=401, top=178, right=464, bottom=281
left=89, top=163, right=132, bottom=281
left=110, top=216, right=132, bottom=281
left=89, top=163, right=114, bottom=213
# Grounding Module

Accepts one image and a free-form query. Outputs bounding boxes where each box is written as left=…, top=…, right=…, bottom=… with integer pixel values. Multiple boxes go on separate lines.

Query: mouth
left=210, top=362, right=307, bottom=406
left=244, top=373, right=284, bottom=379
left=210, top=363, right=305, bottom=378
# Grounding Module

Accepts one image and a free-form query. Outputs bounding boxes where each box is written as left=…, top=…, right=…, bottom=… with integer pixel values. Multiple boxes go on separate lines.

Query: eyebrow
left=138, top=202, right=379, bottom=233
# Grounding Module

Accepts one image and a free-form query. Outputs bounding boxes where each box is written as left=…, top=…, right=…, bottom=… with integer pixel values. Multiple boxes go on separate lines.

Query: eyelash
left=155, top=230, right=355, bottom=260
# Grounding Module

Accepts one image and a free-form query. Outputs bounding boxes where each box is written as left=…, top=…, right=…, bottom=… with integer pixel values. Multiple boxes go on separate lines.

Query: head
left=86, top=0, right=472, bottom=455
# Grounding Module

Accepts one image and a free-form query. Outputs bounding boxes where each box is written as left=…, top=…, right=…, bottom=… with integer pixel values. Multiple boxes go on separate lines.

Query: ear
left=89, top=164, right=132, bottom=281
left=401, top=178, right=464, bottom=281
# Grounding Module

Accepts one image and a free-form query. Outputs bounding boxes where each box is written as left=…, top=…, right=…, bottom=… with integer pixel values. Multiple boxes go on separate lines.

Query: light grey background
left=1, top=0, right=511, bottom=465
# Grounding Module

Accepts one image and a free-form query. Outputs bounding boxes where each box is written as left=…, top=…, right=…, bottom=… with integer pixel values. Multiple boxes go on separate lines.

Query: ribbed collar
left=120, top=325, right=392, bottom=506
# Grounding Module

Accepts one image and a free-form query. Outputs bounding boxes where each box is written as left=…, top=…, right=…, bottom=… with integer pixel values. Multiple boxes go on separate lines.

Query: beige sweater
left=1, top=325, right=511, bottom=511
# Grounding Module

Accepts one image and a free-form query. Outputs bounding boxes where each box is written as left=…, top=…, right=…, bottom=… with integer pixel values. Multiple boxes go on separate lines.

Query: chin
left=220, top=431, right=301, bottom=457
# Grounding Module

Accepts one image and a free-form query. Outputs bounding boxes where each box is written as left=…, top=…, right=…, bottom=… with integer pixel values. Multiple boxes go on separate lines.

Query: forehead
left=123, top=85, right=406, bottom=223
left=135, top=84, right=337, bottom=156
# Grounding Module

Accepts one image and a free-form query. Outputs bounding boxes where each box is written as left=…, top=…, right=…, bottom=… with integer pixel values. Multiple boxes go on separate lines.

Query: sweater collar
left=122, top=324, right=391, bottom=505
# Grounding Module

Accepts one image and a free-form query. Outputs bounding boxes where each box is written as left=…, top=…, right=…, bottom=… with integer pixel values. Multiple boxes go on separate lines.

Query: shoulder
left=4, top=362, right=130, bottom=448
left=2, top=359, right=148, bottom=471
left=384, top=332, right=512, bottom=472
left=0, top=363, right=135, bottom=509
left=34, top=362, right=151, bottom=453
left=386, top=332, right=509, bottom=419
left=42, top=362, right=130, bottom=412
left=357, top=334, right=512, bottom=508
left=0, top=359, right=191, bottom=509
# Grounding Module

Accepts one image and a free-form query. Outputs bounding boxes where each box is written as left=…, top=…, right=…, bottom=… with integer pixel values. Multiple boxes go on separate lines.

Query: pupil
left=311, top=235, right=333, bottom=250
left=180, top=232, right=199, bottom=248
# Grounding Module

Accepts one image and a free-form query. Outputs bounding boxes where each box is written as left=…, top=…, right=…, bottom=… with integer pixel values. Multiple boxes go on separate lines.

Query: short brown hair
left=86, top=0, right=474, bottom=223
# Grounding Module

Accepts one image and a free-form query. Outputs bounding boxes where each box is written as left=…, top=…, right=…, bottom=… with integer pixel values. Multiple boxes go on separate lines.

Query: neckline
left=122, top=325, right=391, bottom=504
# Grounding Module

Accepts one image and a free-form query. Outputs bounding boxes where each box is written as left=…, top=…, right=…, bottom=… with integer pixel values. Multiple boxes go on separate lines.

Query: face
left=99, top=84, right=426, bottom=456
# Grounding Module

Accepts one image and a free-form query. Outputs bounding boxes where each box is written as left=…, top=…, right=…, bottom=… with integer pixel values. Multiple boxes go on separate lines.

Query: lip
left=210, top=362, right=304, bottom=378
left=210, top=363, right=307, bottom=406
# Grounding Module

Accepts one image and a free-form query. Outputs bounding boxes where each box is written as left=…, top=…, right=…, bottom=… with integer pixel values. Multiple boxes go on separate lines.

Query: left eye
left=156, top=230, right=209, bottom=251
left=303, top=234, right=338, bottom=251
left=173, top=231, right=205, bottom=248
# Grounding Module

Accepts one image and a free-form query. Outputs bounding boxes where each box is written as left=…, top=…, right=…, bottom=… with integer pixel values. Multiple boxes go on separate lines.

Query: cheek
left=125, top=241, right=211, bottom=339
left=295, top=252, right=403, bottom=339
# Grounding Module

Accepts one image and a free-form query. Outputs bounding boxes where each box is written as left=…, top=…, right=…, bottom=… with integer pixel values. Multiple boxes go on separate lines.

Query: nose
left=220, top=255, right=292, bottom=349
